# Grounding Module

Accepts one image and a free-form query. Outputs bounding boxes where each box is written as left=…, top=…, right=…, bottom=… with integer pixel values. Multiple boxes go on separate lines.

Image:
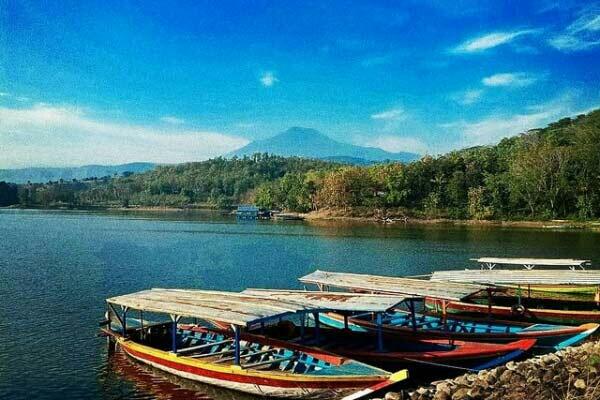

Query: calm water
left=1, top=209, right=599, bottom=399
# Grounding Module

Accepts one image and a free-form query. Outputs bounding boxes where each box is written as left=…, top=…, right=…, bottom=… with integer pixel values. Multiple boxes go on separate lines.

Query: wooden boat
left=471, top=257, right=591, bottom=271
left=429, top=270, right=600, bottom=325
left=101, top=288, right=408, bottom=399
left=239, top=290, right=537, bottom=371
left=317, top=310, right=598, bottom=351
left=208, top=321, right=535, bottom=373
left=449, top=261, right=596, bottom=295
left=299, top=270, right=600, bottom=326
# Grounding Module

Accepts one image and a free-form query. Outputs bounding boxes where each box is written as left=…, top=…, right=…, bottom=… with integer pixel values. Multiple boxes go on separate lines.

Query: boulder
left=574, top=379, right=586, bottom=390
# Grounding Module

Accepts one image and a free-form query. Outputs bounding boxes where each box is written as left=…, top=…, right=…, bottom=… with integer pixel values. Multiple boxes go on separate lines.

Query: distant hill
left=228, top=127, right=420, bottom=163
left=0, top=162, right=156, bottom=184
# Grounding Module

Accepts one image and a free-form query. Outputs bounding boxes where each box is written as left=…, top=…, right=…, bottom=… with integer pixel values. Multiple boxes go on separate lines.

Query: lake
left=1, top=209, right=599, bottom=399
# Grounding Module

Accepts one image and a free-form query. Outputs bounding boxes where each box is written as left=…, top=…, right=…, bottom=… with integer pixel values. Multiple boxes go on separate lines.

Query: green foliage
left=9, top=110, right=600, bottom=220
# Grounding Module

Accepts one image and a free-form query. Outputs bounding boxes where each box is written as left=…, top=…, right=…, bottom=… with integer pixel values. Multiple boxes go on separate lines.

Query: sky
left=1, top=0, right=599, bottom=168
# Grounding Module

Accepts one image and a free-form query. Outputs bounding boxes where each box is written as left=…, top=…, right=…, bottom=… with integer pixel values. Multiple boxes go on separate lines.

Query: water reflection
left=102, top=345, right=262, bottom=400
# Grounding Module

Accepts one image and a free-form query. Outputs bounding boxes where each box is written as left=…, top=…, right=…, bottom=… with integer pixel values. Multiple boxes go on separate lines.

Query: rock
left=574, top=379, right=586, bottom=390
left=505, top=361, right=517, bottom=371
left=467, top=386, right=482, bottom=398
left=498, top=369, right=513, bottom=383
left=385, top=392, right=402, bottom=400
left=451, top=388, right=470, bottom=400
left=433, top=391, right=450, bottom=400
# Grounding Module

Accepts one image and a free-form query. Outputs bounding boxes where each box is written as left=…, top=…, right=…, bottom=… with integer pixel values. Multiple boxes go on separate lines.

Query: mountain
left=228, top=127, right=420, bottom=163
left=0, top=162, right=157, bottom=184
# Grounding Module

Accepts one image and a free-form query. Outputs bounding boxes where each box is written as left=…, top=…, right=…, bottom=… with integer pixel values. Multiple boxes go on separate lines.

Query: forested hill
left=2, top=109, right=599, bottom=221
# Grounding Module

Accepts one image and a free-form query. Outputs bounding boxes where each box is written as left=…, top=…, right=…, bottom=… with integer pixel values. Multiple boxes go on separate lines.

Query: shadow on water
left=99, top=344, right=262, bottom=400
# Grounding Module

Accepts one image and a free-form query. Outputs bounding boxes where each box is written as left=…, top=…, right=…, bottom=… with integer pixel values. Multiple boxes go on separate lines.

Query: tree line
left=2, top=109, right=599, bottom=221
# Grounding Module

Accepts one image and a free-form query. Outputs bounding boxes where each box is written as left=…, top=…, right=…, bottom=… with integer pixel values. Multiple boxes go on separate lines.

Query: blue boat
left=317, top=310, right=598, bottom=351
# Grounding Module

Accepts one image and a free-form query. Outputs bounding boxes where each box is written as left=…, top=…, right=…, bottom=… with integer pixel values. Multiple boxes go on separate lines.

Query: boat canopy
left=431, top=269, right=600, bottom=286
left=107, top=288, right=304, bottom=327
left=242, top=289, right=409, bottom=312
left=471, top=257, right=591, bottom=270
left=107, top=288, right=408, bottom=327
left=299, top=270, right=488, bottom=301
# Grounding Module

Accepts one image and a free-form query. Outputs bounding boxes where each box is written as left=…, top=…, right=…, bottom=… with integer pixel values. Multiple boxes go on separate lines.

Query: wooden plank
left=299, top=270, right=486, bottom=301
left=471, top=257, right=591, bottom=269
left=107, top=288, right=304, bottom=327
left=242, top=289, right=408, bottom=312
left=431, top=269, right=600, bottom=285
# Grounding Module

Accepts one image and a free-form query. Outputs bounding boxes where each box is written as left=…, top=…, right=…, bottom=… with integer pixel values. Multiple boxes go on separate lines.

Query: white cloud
left=0, top=103, right=249, bottom=168
left=453, top=30, right=536, bottom=53
left=482, top=72, right=539, bottom=87
left=260, top=71, right=278, bottom=87
left=549, top=8, right=600, bottom=51
left=160, top=116, right=185, bottom=124
left=0, top=92, right=9, bottom=97
left=453, top=89, right=484, bottom=105
left=371, top=107, right=406, bottom=121
left=367, top=135, right=427, bottom=154
left=440, top=92, right=588, bottom=148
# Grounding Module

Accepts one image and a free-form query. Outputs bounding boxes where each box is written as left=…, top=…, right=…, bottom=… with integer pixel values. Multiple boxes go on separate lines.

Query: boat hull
left=319, top=312, right=598, bottom=351
left=425, top=298, right=600, bottom=325
left=331, top=338, right=535, bottom=371
left=113, top=335, right=390, bottom=399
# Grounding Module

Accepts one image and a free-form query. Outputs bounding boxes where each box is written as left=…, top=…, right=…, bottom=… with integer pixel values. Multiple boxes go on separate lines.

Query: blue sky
left=1, top=0, right=599, bottom=167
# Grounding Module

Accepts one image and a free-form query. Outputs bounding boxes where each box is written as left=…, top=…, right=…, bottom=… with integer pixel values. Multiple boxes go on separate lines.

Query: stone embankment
left=380, top=341, right=600, bottom=400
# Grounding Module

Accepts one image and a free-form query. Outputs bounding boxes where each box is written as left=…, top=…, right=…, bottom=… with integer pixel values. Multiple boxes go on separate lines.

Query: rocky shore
left=381, top=340, right=600, bottom=400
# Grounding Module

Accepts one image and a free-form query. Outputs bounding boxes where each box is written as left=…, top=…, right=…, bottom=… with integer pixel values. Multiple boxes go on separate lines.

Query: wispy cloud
left=453, top=29, right=537, bottom=53
left=440, top=91, right=590, bottom=148
left=482, top=72, right=540, bottom=87
left=160, top=116, right=185, bottom=125
left=453, top=89, right=484, bottom=105
left=0, top=103, right=248, bottom=168
left=367, top=135, right=427, bottom=154
left=371, top=107, right=406, bottom=121
left=549, top=7, right=600, bottom=51
left=260, top=71, right=278, bottom=87
left=0, top=92, right=9, bottom=97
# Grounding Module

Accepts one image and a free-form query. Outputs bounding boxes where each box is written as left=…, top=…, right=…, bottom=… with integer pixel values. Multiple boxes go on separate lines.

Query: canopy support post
left=233, top=325, right=241, bottom=366
left=300, top=313, right=305, bottom=342
left=170, top=314, right=179, bottom=354
left=376, top=312, right=384, bottom=352
left=486, top=288, right=493, bottom=319
left=409, top=299, right=417, bottom=332
left=139, top=310, right=144, bottom=340
left=344, top=314, right=349, bottom=330
left=313, top=312, right=320, bottom=344
left=122, top=306, right=129, bottom=338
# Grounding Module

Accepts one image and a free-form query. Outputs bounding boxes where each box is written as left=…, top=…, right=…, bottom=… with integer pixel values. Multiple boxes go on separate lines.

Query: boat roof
left=107, top=288, right=305, bottom=327
left=298, top=270, right=487, bottom=301
left=242, top=289, right=410, bottom=312
left=431, top=269, right=600, bottom=286
left=471, top=257, right=591, bottom=268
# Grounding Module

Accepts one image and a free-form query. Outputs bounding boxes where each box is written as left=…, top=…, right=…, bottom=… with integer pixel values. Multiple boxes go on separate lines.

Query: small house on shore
left=236, top=204, right=259, bottom=220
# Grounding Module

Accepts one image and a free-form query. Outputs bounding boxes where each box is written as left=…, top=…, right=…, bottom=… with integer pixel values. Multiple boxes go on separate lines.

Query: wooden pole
left=122, top=308, right=128, bottom=337
left=171, top=315, right=178, bottom=353
left=409, top=299, right=417, bottom=332
left=314, top=312, right=320, bottom=343
left=376, top=313, right=383, bottom=352
left=233, top=325, right=241, bottom=366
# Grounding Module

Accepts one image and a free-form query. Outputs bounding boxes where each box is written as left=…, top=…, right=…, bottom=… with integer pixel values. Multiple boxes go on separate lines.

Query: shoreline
left=4, top=205, right=600, bottom=230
